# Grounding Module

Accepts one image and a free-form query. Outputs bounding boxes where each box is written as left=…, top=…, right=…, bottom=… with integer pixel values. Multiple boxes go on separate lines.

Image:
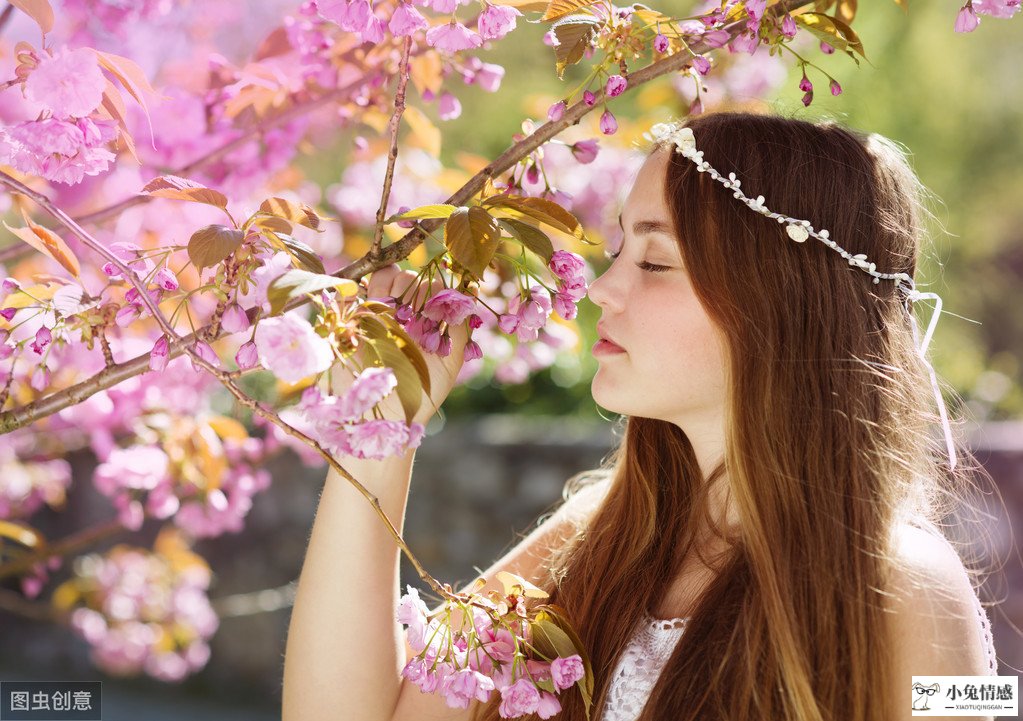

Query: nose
left=586, top=258, right=625, bottom=314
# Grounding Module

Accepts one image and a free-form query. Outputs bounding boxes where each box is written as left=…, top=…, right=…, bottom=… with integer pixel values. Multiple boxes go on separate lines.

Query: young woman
left=282, top=111, right=998, bottom=721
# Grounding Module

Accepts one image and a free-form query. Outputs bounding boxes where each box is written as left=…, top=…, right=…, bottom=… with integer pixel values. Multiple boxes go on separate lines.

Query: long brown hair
left=472, top=110, right=994, bottom=721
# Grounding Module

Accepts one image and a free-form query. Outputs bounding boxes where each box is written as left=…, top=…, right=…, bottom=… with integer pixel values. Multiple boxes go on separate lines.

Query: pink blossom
left=474, top=62, right=505, bottom=92
left=954, top=2, right=981, bottom=30
left=536, top=691, right=562, bottom=719
left=553, top=293, right=578, bottom=320
left=819, top=40, right=835, bottom=54
left=829, top=79, right=842, bottom=96
left=220, top=304, right=250, bottom=334
left=974, top=0, right=1021, bottom=17
left=253, top=313, right=334, bottom=383
left=702, top=29, right=731, bottom=47
left=781, top=13, right=798, bottom=37
left=422, top=289, right=479, bottom=325
left=24, top=46, right=105, bottom=119
left=570, top=139, right=599, bottom=164
left=463, top=340, right=483, bottom=361
left=336, top=366, right=398, bottom=420
left=653, top=33, right=670, bottom=53
left=30, top=366, right=50, bottom=391
left=439, top=91, right=462, bottom=120
left=235, top=341, right=259, bottom=370
left=191, top=340, right=221, bottom=371
left=361, top=14, right=387, bottom=43
left=550, top=654, right=584, bottom=690
left=397, top=585, right=431, bottom=652
left=801, top=90, right=813, bottom=107
left=599, top=109, right=617, bottom=135
left=477, top=4, right=522, bottom=40
left=605, top=74, right=627, bottom=97
left=799, top=73, right=813, bottom=92
left=497, top=313, right=519, bottom=334
left=692, top=55, right=711, bottom=75
left=442, top=667, right=496, bottom=708
left=93, top=446, right=170, bottom=496
left=346, top=419, right=424, bottom=459
left=547, top=100, right=566, bottom=122
left=30, top=326, right=52, bottom=355
left=427, top=20, right=484, bottom=51
left=498, top=678, right=540, bottom=717
left=583, top=90, right=596, bottom=106
left=389, top=1, right=428, bottom=36
left=115, top=304, right=141, bottom=327
left=149, top=335, right=170, bottom=372
left=0, top=117, right=116, bottom=185
left=153, top=268, right=179, bottom=291
left=548, top=250, right=585, bottom=280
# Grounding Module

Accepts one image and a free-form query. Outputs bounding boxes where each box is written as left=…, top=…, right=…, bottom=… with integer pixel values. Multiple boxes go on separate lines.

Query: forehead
left=621, top=149, right=671, bottom=225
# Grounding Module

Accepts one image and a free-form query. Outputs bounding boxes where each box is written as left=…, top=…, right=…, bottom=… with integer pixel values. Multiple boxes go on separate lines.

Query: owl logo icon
left=912, top=682, right=940, bottom=711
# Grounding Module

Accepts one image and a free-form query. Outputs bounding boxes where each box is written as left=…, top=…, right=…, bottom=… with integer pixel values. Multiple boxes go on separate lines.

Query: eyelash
left=605, top=249, right=672, bottom=273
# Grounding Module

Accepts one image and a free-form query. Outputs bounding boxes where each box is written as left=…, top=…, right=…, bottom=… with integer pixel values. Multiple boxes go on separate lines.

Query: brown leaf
left=142, top=175, right=229, bottom=209
left=3, top=216, right=80, bottom=278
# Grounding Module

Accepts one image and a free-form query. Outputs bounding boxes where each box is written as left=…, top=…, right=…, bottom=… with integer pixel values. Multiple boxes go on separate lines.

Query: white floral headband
left=642, top=121, right=957, bottom=471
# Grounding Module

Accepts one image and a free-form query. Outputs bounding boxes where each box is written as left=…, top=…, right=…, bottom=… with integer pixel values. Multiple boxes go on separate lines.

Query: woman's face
left=588, top=147, right=730, bottom=431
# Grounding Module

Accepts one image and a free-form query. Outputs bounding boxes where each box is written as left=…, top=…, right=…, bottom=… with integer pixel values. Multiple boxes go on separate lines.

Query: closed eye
left=605, top=248, right=672, bottom=273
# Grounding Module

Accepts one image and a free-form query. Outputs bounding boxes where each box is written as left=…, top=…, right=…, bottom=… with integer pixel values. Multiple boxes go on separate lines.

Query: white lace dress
left=601, top=592, right=998, bottom=721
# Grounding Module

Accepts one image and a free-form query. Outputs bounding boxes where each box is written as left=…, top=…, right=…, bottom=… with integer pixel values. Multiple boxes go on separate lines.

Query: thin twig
left=370, top=35, right=413, bottom=260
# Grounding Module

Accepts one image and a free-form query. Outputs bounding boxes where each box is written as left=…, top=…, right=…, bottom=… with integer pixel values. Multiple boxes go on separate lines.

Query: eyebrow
left=618, top=212, right=673, bottom=239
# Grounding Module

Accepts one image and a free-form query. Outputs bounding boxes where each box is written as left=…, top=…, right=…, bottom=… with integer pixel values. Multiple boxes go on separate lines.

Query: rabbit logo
left=912, top=682, right=940, bottom=711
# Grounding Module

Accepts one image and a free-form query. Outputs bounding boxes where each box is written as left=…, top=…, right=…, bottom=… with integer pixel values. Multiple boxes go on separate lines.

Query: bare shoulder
left=885, top=524, right=991, bottom=718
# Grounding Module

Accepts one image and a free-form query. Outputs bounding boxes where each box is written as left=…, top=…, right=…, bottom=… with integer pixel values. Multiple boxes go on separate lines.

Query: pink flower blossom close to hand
left=477, top=3, right=522, bottom=40
left=253, top=313, right=334, bottom=383
left=422, top=288, right=479, bottom=325
left=345, top=419, right=425, bottom=459
left=24, top=46, right=105, bottom=119
left=336, top=366, right=398, bottom=420
left=426, top=20, right=483, bottom=51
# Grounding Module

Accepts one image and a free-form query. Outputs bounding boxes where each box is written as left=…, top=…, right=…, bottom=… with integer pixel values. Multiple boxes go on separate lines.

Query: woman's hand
left=328, top=264, right=469, bottom=427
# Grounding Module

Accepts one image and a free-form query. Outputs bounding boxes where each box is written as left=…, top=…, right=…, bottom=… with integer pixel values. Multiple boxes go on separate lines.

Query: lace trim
left=601, top=597, right=997, bottom=721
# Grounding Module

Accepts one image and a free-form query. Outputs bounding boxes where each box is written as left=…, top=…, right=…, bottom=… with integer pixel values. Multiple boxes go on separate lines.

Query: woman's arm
left=282, top=448, right=418, bottom=721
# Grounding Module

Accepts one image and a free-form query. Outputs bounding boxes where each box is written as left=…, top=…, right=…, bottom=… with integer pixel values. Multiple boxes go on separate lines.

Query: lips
left=596, top=323, right=624, bottom=350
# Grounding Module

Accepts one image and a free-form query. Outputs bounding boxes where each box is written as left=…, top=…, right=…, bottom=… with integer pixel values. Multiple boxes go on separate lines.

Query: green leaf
left=794, top=12, right=866, bottom=62
left=258, top=197, right=323, bottom=231
left=496, top=218, right=554, bottom=264
left=551, top=15, right=599, bottom=79
left=541, top=605, right=595, bottom=716
left=367, top=312, right=432, bottom=398
left=485, top=195, right=587, bottom=242
left=542, top=0, right=601, bottom=21
left=384, top=204, right=459, bottom=224
left=266, top=232, right=326, bottom=275
left=141, top=175, right=229, bottom=209
left=188, top=224, right=244, bottom=271
left=266, top=269, right=359, bottom=315
left=444, top=206, right=501, bottom=279
left=365, top=333, right=423, bottom=425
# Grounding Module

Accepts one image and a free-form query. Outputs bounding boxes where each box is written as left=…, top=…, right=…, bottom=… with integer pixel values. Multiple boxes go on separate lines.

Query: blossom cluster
left=61, top=535, right=219, bottom=682
left=282, top=367, right=426, bottom=460
left=397, top=586, right=585, bottom=718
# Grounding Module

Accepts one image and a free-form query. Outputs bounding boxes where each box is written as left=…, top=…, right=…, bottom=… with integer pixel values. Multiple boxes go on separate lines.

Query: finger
left=365, top=264, right=401, bottom=300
